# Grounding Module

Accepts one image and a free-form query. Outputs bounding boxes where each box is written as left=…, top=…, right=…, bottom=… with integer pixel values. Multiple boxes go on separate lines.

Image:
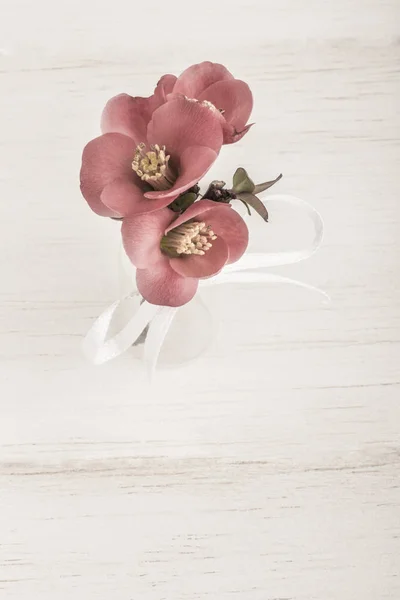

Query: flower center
left=161, top=221, right=217, bottom=257
left=132, top=143, right=176, bottom=191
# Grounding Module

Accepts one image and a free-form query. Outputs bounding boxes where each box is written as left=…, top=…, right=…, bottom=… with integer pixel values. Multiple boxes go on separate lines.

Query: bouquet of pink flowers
left=80, top=61, right=283, bottom=308
left=80, top=61, right=324, bottom=371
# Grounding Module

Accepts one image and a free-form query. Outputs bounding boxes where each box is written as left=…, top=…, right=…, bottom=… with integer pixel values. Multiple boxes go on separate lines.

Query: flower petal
left=136, top=260, right=199, bottom=307
left=101, top=179, right=172, bottom=216
left=198, top=79, right=253, bottom=144
left=204, top=206, right=249, bottom=264
left=144, top=146, right=218, bottom=201
left=122, top=208, right=174, bottom=268
left=169, top=236, right=229, bottom=279
left=80, top=133, right=135, bottom=217
left=165, top=199, right=230, bottom=233
left=101, top=76, right=177, bottom=144
left=152, top=74, right=177, bottom=104
left=173, top=61, right=234, bottom=98
left=147, top=96, right=223, bottom=157
left=101, top=94, right=150, bottom=145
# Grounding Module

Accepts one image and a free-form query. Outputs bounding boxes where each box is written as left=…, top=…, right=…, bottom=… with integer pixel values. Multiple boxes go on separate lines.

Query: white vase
left=117, top=245, right=215, bottom=367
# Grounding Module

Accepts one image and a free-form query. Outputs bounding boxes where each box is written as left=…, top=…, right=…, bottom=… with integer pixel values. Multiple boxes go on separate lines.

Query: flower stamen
left=132, top=143, right=176, bottom=191
left=161, top=221, right=217, bottom=257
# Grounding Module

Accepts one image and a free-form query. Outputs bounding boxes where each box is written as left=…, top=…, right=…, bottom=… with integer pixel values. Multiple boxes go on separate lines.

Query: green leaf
left=168, top=192, right=197, bottom=213
left=232, top=167, right=255, bottom=194
left=253, top=173, right=282, bottom=195
left=238, top=198, right=252, bottom=216
left=237, top=192, right=269, bottom=222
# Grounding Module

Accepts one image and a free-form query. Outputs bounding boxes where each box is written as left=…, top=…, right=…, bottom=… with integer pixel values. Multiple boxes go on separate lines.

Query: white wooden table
left=1, top=1, right=399, bottom=598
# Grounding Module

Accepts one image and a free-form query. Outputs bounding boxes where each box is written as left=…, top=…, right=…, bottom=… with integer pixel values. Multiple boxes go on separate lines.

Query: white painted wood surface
left=1, top=1, right=399, bottom=598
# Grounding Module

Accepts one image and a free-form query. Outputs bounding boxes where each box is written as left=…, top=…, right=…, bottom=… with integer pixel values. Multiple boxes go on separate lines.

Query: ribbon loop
left=225, top=194, right=323, bottom=272
left=82, top=296, right=160, bottom=365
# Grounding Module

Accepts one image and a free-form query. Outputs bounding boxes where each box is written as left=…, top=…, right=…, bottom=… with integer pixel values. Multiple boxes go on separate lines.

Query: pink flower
left=171, top=61, right=253, bottom=144
left=80, top=96, right=223, bottom=218
left=101, top=62, right=253, bottom=147
left=122, top=199, right=249, bottom=307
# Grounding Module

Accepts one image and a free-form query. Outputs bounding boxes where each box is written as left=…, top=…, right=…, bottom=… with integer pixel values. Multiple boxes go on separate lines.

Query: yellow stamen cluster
left=132, top=143, right=175, bottom=190
left=162, top=221, right=217, bottom=257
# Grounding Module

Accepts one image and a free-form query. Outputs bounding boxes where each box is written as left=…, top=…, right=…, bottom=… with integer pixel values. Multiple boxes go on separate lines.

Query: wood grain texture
left=0, top=0, right=399, bottom=598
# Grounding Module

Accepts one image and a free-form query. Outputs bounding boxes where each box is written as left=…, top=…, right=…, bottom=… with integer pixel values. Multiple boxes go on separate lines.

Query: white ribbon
left=82, top=297, right=161, bottom=365
left=82, top=194, right=326, bottom=375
